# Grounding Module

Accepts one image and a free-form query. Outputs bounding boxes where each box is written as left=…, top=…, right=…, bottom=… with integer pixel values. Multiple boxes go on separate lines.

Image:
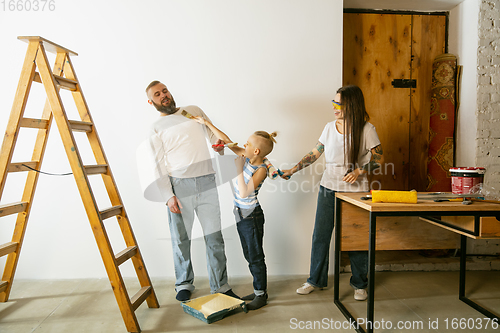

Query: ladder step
left=115, top=246, right=138, bottom=266
left=84, top=164, right=108, bottom=175
left=69, top=120, right=93, bottom=132
left=53, top=75, right=78, bottom=91
left=20, top=117, right=50, bottom=129
left=8, top=162, right=37, bottom=173
left=34, top=72, right=77, bottom=91
left=100, top=205, right=123, bottom=220
left=131, top=286, right=152, bottom=311
left=0, top=281, right=8, bottom=293
left=0, top=242, right=19, bottom=257
left=0, top=202, right=28, bottom=217
left=33, top=72, right=42, bottom=84
left=18, top=36, right=78, bottom=56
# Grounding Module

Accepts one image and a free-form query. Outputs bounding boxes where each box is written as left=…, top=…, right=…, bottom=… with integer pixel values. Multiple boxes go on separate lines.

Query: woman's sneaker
left=354, top=288, right=367, bottom=301
left=296, top=282, right=317, bottom=295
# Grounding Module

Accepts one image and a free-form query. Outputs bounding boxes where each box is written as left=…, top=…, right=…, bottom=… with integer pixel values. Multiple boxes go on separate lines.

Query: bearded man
left=145, top=81, right=238, bottom=302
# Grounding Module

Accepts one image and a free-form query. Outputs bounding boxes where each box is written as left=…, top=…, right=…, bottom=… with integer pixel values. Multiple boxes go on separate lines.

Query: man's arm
left=149, top=132, right=181, bottom=212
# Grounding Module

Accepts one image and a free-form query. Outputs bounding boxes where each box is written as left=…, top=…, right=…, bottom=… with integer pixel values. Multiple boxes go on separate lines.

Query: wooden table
left=333, top=192, right=500, bottom=333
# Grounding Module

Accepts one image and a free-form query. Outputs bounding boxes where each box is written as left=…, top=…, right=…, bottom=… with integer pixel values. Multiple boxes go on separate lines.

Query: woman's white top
left=319, top=121, right=381, bottom=192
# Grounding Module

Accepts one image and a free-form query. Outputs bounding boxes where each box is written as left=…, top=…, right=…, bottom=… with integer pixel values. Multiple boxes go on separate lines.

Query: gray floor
left=0, top=270, right=499, bottom=333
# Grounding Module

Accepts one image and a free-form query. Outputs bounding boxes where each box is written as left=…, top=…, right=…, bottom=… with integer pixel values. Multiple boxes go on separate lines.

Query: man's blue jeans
left=307, top=186, right=368, bottom=289
left=168, top=174, right=230, bottom=294
left=234, top=205, right=267, bottom=296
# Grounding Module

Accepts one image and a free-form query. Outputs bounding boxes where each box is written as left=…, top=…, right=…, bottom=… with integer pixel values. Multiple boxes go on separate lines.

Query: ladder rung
left=0, top=242, right=19, bottom=257
left=84, top=164, right=108, bottom=175
left=0, top=202, right=28, bottom=217
left=100, top=205, right=123, bottom=220
left=53, top=75, right=78, bottom=91
left=115, top=246, right=138, bottom=266
left=131, top=286, right=152, bottom=311
left=20, top=117, right=49, bottom=129
left=8, top=162, right=37, bottom=173
left=69, top=120, right=93, bottom=132
left=0, top=281, right=7, bottom=293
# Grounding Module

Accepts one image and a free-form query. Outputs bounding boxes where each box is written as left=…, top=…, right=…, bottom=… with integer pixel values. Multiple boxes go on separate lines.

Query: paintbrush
left=212, top=143, right=238, bottom=148
left=180, top=110, right=193, bottom=118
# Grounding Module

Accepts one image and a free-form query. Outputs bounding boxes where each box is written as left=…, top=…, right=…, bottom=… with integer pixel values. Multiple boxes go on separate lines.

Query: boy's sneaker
left=296, top=282, right=317, bottom=295
left=354, top=288, right=367, bottom=301
left=242, top=293, right=268, bottom=301
left=246, top=293, right=268, bottom=310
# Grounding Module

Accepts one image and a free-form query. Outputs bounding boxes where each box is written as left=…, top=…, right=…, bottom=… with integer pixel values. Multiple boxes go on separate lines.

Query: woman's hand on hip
left=342, top=168, right=364, bottom=184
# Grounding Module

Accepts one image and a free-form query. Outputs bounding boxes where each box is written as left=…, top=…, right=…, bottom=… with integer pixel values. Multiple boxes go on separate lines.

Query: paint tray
left=181, top=293, right=247, bottom=324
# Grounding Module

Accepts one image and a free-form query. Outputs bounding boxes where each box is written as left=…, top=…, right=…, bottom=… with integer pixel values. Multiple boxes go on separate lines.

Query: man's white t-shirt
left=140, top=105, right=219, bottom=202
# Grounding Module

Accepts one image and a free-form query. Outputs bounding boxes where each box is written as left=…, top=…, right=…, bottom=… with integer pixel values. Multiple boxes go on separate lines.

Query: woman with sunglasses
left=281, top=85, right=384, bottom=301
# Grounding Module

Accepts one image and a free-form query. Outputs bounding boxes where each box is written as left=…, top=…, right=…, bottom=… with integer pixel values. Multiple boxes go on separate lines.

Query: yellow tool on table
left=362, top=191, right=483, bottom=204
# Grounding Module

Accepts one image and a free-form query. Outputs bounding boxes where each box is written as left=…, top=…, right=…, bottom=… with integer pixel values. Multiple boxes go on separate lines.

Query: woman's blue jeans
left=307, top=186, right=368, bottom=289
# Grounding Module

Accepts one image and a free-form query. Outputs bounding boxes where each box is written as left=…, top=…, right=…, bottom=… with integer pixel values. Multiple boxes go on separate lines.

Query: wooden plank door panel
left=410, top=15, right=447, bottom=191
left=343, top=13, right=413, bottom=190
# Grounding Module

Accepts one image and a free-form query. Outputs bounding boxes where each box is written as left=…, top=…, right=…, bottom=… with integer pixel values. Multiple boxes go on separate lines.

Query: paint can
left=449, top=167, right=485, bottom=194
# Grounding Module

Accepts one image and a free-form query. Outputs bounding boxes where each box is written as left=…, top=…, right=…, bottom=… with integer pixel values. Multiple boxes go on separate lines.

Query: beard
left=152, top=97, right=178, bottom=115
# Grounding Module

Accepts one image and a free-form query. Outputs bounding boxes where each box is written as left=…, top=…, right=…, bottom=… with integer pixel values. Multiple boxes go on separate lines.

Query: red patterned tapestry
left=427, top=54, right=457, bottom=192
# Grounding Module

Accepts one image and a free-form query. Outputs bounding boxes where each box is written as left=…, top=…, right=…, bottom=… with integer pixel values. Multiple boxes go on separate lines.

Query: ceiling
left=344, top=0, right=466, bottom=11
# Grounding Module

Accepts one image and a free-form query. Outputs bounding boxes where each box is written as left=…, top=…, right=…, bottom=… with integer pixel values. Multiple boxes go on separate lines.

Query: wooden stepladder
left=0, top=36, right=159, bottom=333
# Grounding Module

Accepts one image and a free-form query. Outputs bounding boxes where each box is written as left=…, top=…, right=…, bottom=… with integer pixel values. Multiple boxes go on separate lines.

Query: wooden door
left=343, top=13, right=446, bottom=191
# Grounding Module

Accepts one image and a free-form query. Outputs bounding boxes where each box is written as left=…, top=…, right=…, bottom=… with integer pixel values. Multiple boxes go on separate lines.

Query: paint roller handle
left=211, top=143, right=238, bottom=148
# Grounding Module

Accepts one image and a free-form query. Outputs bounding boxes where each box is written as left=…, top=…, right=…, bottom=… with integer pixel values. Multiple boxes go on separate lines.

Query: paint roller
left=371, top=190, right=418, bottom=204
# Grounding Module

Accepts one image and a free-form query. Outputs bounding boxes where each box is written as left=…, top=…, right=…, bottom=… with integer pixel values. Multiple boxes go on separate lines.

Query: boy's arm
left=235, top=157, right=267, bottom=198
left=193, top=116, right=245, bottom=156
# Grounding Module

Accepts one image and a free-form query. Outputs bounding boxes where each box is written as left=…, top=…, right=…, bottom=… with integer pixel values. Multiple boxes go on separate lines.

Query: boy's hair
left=254, top=131, right=278, bottom=156
left=145, top=80, right=161, bottom=94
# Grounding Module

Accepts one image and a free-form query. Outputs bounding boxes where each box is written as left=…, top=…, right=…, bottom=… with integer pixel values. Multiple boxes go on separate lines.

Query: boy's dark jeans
left=234, top=205, right=267, bottom=293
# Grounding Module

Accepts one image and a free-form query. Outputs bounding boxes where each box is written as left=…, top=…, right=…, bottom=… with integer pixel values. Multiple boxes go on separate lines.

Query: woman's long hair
left=337, top=85, right=370, bottom=169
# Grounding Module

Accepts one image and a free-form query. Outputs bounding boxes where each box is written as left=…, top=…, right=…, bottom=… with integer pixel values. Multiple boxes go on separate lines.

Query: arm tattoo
left=362, top=161, right=380, bottom=172
left=362, top=145, right=383, bottom=172
left=316, top=142, right=325, bottom=154
left=295, top=142, right=324, bottom=172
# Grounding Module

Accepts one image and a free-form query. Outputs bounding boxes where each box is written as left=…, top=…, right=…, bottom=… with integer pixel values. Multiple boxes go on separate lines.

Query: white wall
left=448, top=0, right=479, bottom=167
left=0, top=0, right=342, bottom=279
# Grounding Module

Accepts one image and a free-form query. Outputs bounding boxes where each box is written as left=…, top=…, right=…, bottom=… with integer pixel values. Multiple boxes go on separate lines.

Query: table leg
left=459, top=235, right=466, bottom=298
left=333, top=197, right=365, bottom=333
left=458, top=234, right=499, bottom=320
left=334, top=196, right=341, bottom=302
left=367, top=212, right=376, bottom=333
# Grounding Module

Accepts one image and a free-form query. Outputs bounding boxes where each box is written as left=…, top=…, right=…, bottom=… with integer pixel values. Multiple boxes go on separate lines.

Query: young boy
left=193, top=116, right=277, bottom=310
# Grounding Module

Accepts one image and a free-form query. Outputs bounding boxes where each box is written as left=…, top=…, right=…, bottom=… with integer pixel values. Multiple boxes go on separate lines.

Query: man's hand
left=167, top=196, right=183, bottom=214
left=213, top=139, right=225, bottom=153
